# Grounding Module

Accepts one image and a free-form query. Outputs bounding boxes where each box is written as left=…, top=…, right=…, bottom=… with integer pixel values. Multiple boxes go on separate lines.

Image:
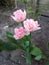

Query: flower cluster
left=11, top=9, right=41, bottom=40
left=0, top=9, right=46, bottom=64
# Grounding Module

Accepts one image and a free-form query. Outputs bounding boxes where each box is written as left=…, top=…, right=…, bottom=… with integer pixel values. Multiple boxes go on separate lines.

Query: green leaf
left=23, top=41, right=30, bottom=51
left=25, top=41, right=30, bottom=47
left=35, top=55, right=42, bottom=61
left=6, top=32, right=13, bottom=38
left=30, top=46, right=42, bottom=56
left=6, top=32, right=18, bottom=44
left=0, top=39, right=17, bottom=51
left=3, top=43, right=17, bottom=51
left=6, top=32, right=14, bottom=41
left=45, top=62, right=49, bottom=65
left=30, top=45, right=46, bottom=61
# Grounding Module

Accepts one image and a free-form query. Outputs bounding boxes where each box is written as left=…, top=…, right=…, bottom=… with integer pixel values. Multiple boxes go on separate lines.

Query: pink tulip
left=11, top=9, right=26, bottom=22
left=13, top=27, right=26, bottom=39
left=23, top=19, right=41, bottom=32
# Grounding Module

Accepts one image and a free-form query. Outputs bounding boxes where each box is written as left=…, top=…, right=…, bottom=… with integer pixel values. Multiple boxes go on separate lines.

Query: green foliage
left=35, top=55, right=42, bottom=61
left=6, top=32, right=26, bottom=50
left=30, top=46, right=42, bottom=56
left=0, top=31, right=47, bottom=63
left=0, top=31, right=46, bottom=63
left=30, top=45, right=46, bottom=61
left=6, top=32, right=32, bottom=64
left=0, top=32, right=46, bottom=64
left=0, top=39, right=17, bottom=51
left=6, top=32, right=18, bottom=44
left=6, top=32, right=13, bottom=38
left=25, top=41, right=30, bottom=48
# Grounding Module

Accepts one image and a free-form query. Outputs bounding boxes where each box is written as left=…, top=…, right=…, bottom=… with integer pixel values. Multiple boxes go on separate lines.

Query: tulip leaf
left=35, top=55, right=42, bottom=61
left=6, top=32, right=13, bottom=38
left=0, top=39, right=17, bottom=51
left=25, top=41, right=30, bottom=47
left=30, top=46, right=42, bottom=56
left=6, top=32, right=18, bottom=44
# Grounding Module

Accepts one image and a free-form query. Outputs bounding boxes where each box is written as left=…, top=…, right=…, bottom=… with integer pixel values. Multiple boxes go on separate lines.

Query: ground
left=0, top=7, right=49, bottom=65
